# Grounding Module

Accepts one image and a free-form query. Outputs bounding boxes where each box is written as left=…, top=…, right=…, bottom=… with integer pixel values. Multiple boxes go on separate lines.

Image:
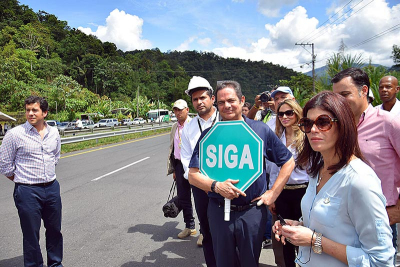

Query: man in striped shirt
left=0, top=96, right=63, bottom=267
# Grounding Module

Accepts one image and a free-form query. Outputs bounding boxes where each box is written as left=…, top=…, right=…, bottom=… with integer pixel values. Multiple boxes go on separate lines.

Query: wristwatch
left=312, top=232, right=323, bottom=254
left=211, top=180, right=218, bottom=193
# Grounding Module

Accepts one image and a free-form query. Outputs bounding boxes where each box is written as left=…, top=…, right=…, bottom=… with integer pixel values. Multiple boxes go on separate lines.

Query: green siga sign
left=199, top=121, right=264, bottom=192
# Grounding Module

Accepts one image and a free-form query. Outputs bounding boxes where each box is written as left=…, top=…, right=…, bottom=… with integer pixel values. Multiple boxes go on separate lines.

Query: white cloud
left=78, top=9, right=152, bottom=51
left=213, top=0, right=400, bottom=72
left=175, top=36, right=197, bottom=51
left=198, top=38, right=212, bottom=47
left=258, top=0, right=298, bottom=17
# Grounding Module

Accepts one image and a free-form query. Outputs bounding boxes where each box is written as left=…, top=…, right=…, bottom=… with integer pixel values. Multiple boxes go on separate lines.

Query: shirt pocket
left=313, top=194, right=341, bottom=228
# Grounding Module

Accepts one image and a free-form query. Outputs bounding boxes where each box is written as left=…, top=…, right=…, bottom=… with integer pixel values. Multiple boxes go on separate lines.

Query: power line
left=307, top=0, right=374, bottom=43
left=296, top=0, right=355, bottom=44
left=349, top=23, right=400, bottom=49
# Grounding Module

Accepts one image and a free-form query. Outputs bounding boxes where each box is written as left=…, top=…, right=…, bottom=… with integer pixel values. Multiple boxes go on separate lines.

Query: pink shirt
left=357, top=105, right=400, bottom=206
left=173, top=119, right=190, bottom=160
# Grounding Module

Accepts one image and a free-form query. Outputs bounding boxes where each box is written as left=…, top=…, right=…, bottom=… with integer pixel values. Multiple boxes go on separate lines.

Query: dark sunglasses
left=277, top=110, right=295, bottom=118
left=298, top=114, right=338, bottom=133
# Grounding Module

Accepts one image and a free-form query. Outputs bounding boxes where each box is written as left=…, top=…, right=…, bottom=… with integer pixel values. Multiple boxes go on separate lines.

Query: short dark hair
left=215, top=80, right=242, bottom=101
left=297, top=91, right=365, bottom=178
left=331, top=68, right=370, bottom=93
left=189, top=87, right=213, bottom=100
left=24, top=96, right=49, bottom=113
left=243, top=102, right=251, bottom=109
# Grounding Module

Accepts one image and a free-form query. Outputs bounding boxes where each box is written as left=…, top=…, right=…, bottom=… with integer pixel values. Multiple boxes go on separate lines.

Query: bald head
left=378, top=76, right=399, bottom=111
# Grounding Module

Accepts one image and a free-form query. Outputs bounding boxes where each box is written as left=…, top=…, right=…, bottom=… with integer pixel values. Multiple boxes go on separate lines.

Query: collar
left=196, top=108, right=217, bottom=123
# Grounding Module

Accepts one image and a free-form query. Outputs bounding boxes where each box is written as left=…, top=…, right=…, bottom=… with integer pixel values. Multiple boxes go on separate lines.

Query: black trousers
left=191, top=186, right=216, bottom=267
left=275, top=187, right=307, bottom=267
left=174, top=159, right=195, bottom=229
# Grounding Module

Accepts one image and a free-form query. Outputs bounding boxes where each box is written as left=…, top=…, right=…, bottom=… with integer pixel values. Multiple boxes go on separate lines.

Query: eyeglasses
left=298, top=114, right=338, bottom=133
left=277, top=110, right=295, bottom=118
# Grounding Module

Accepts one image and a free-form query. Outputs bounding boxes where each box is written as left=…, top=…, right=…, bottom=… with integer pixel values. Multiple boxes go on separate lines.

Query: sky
left=19, top=0, right=400, bottom=73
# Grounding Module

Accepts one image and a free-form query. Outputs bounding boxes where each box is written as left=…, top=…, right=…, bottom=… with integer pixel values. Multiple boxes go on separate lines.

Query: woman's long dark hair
left=296, top=91, right=365, bottom=177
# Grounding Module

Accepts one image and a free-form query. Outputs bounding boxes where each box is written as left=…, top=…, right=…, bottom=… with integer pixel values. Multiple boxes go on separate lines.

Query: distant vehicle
left=57, top=122, right=69, bottom=131
left=58, top=122, right=77, bottom=131
left=170, top=114, right=177, bottom=122
left=94, top=118, right=119, bottom=128
left=147, top=109, right=170, bottom=123
left=132, top=117, right=145, bottom=125
left=121, top=119, right=133, bottom=126
left=82, top=120, right=95, bottom=129
left=46, top=120, right=58, bottom=127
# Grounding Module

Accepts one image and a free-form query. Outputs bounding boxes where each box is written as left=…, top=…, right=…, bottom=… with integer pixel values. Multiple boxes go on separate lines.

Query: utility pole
left=136, top=85, right=139, bottom=118
left=295, top=43, right=316, bottom=92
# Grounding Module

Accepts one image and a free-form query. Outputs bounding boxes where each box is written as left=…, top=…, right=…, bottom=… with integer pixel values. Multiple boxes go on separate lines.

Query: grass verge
left=61, top=127, right=170, bottom=154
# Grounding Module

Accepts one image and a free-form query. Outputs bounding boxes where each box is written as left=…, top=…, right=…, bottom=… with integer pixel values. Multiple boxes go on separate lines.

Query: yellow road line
left=61, top=133, right=169, bottom=159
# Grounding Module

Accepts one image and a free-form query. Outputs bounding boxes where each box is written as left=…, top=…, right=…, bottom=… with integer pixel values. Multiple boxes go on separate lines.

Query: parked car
left=46, top=120, right=58, bottom=127
left=57, top=122, right=69, bottom=131
left=82, top=120, right=95, bottom=129
left=57, top=122, right=78, bottom=131
left=132, top=117, right=145, bottom=125
left=94, top=118, right=119, bottom=128
left=170, top=114, right=177, bottom=122
left=121, top=119, right=133, bottom=126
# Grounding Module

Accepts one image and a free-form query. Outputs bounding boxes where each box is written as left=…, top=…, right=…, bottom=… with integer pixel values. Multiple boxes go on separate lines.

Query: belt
left=284, top=183, right=308, bottom=190
left=216, top=199, right=257, bottom=212
left=15, top=180, right=56, bottom=187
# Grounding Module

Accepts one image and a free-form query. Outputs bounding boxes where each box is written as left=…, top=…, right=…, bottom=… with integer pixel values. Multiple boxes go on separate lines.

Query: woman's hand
left=272, top=219, right=304, bottom=245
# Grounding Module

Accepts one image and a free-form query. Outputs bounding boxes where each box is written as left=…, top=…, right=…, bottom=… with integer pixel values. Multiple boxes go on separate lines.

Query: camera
left=260, top=91, right=272, bottom=102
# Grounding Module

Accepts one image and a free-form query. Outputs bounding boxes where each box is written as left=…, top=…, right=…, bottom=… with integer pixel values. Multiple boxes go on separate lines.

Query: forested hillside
left=0, top=0, right=301, bottom=119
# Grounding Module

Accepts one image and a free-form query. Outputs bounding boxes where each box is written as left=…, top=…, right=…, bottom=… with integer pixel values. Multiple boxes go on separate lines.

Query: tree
left=391, top=45, right=400, bottom=66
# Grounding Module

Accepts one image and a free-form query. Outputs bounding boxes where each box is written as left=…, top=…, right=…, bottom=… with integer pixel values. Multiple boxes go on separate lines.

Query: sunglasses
left=298, top=114, right=338, bottom=133
left=277, top=110, right=295, bottom=118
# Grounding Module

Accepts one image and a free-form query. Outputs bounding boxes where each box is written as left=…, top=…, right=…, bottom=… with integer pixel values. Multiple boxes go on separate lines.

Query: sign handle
left=224, top=198, right=231, bottom=221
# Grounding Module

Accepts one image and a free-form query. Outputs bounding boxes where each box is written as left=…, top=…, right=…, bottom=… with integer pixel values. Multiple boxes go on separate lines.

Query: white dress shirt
left=180, top=108, right=219, bottom=179
left=375, top=98, right=400, bottom=116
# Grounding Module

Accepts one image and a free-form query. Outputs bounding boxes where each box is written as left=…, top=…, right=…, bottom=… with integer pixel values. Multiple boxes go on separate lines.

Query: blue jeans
left=264, top=208, right=272, bottom=240
left=14, top=180, right=63, bottom=267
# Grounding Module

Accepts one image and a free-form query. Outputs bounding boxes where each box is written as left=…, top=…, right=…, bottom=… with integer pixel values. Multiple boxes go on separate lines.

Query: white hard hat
left=185, top=76, right=213, bottom=96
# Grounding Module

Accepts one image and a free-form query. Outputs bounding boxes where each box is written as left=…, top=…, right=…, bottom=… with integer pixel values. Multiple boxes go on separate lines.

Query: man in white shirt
left=376, top=75, right=400, bottom=115
left=167, top=99, right=196, bottom=239
left=180, top=76, right=218, bottom=267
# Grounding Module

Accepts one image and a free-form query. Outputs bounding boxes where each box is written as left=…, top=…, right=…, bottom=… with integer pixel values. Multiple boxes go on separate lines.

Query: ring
left=286, top=238, right=291, bottom=243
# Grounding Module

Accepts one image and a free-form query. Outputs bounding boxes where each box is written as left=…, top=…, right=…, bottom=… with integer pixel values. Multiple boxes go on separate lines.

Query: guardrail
left=60, top=123, right=172, bottom=145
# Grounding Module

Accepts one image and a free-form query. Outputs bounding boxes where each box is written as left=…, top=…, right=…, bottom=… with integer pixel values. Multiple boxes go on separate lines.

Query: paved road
left=0, top=133, right=277, bottom=267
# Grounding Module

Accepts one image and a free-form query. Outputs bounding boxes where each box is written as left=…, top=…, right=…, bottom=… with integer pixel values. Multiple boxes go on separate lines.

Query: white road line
left=91, top=157, right=150, bottom=181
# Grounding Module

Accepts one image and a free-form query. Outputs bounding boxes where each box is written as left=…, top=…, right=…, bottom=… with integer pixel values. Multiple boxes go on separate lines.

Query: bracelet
left=253, top=104, right=259, bottom=109
left=311, top=229, right=315, bottom=247
left=211, top=180, right=218, bottom=193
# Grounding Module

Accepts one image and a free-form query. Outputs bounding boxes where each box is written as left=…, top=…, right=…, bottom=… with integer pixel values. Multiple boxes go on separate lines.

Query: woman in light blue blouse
left=273, top=91, right=394, bottom=266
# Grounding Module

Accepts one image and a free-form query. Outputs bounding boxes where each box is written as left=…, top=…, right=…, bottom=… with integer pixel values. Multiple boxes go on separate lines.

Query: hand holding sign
left=200, top=121, right=264, bottom=221
left=215, top=179, right=246, bottom=200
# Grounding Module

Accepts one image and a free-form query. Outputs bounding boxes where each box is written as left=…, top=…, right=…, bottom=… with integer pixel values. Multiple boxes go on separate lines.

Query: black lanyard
left=197, top=112, right=218, bottom=134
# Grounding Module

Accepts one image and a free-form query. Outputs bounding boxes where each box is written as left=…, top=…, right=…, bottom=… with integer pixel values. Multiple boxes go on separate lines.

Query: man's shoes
left=177, top=228, right=197, bottom=239
left=262, top=239, right=272, bottom=249
left=197, top=234, right=203, bottom=247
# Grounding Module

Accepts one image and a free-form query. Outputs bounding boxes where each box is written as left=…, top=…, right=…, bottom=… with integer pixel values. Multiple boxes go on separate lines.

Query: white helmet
left=185, top=76, right=213, bottom=96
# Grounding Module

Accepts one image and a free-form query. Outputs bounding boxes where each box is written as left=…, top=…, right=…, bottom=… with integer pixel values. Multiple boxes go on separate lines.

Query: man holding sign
left=188, top=80, right=295, bottom=267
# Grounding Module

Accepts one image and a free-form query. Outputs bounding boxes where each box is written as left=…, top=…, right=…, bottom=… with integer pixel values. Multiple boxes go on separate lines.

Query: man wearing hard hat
left=181, top=76, right=218, bottom=267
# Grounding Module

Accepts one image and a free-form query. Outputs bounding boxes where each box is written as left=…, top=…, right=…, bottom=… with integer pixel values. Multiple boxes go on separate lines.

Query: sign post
left=199, top=121, right=264, bottom=221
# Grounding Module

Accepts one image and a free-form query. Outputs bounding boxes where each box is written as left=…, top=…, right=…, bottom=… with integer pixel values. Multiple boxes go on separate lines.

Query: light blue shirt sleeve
left=345, top=167, right=394, bottom=266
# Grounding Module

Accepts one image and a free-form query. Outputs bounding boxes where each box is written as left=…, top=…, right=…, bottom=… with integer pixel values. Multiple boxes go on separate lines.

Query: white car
left=132, top=118, right=145, bottom=125
left=94, top=118, right=119, bottom=127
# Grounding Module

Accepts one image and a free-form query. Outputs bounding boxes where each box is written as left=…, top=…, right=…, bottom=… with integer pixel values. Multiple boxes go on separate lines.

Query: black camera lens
left=260, top=91, right=271, bottom=102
